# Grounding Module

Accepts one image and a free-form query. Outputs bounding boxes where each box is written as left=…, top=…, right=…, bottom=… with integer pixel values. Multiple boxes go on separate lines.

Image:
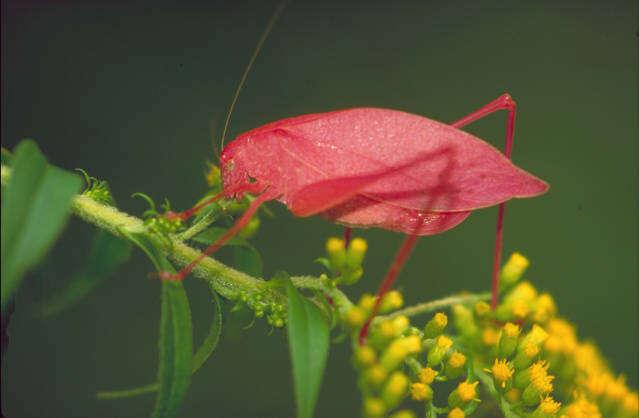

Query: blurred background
left=2, top=0, right=636, bottom=417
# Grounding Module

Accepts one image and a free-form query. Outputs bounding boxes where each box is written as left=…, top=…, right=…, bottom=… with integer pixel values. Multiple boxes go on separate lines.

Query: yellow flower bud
left=389, top=410, right=416, bottom=418
left=379, top=290, right=404, bottom=313
left=392, top=315, right=410, bottom=335
left=363, top=397, right=386, bottom=418
left=326, top=237, right=346, bottom=270
left=358, top=294, right=377, bottom=313
left=345, top=237, right=367, bottom=269
left=500, top=252, right=530, bottom=288
left=427, top=335, right=453, bottom=366
left=423, top=312, right=448, bottom=338
left=474, top=301, right=491, bottom=319
left=364, top=364, right=388, bottom=387
left=499, top=322, right=520, bottom=358
left=345, top=306, right=366, bottom=328
left=382, top=372, right=409, bottom=409
left=353, top=346, right=377, bottom=368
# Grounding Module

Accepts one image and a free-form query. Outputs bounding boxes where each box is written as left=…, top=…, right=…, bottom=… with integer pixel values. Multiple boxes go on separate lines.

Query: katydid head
left=219, top=132, right=271, bottom=198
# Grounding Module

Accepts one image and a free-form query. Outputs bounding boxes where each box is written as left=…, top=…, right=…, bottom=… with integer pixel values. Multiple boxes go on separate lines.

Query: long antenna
left=218, top=0, right=289, bottom=157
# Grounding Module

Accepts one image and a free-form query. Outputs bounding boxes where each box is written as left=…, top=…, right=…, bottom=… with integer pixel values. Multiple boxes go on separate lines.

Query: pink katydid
left=161, top=5, right=549, bottom=344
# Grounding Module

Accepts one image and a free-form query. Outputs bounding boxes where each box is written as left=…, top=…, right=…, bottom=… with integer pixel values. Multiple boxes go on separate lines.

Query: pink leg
left=165, top=190, right=226, bottom=221
left=160, top=190, right=276, bottom=281
left=452, top=94, right=517, bottom=310
left=358, top=94, right=517, bottom=344
left=343, top=227, right=352, bottom=247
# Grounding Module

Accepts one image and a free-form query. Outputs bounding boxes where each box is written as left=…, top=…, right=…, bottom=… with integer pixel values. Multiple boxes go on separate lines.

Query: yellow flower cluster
left=350, top=253, right=637, bottom=418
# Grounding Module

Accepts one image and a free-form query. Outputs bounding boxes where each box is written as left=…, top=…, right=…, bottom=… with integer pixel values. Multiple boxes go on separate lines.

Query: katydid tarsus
left=162, top=4, right=549, bottom=344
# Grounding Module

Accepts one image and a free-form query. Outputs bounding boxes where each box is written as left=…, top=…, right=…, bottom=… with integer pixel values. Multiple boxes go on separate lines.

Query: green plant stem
left=1, top=164, right=490, bottom=324
left=377, top=292, right=491, bottom=321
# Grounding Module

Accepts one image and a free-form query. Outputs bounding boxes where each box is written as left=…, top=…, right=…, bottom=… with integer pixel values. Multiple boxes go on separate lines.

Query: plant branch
left=376, top=292, right=491, bottom=321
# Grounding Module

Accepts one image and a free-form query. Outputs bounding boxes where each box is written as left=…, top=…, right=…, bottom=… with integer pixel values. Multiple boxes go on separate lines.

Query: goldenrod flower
left=563, top=393, right=601, bottom=418
left=531, top=395, right=561, bottom=418
left=523, top=361, right=554, bottom=406
left=448, top=380, right=479, bottom=408
left=410, top=382, right=433, bottom=401
left=485, top=358, right=514, bottom=389
left=445, top=351, right=467, bottom=379
left=447, top=407, right=465, bottom=418
left=532, top=293, right=557, bottom=323
left=418, top=367, right=438, bottom=385
left=622, top=391, right=638, bottom=416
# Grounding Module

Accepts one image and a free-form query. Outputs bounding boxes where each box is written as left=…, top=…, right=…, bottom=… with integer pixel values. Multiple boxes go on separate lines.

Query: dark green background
left=2, top=1, right=637, bottom=417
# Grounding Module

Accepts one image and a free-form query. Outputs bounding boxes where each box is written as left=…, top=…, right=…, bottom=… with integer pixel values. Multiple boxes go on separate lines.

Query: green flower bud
left=445, top=351, right=467, bottom=379
left=423, top=312, right=448, bottom=339
left=345, top=237, right=367, bottom=269
left=499, top=253, right=530, bottom=290
left=378, top=290, right=404, bottom=313
left=326, top=237, right=346, bottom=271
left=427, top=335, right=453, bottom=366
left=498, top=322, right=521, bottom=358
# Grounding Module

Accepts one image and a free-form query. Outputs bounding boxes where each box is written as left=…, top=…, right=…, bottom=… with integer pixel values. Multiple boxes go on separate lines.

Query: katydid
left=161, top=5, right=549, bottom=344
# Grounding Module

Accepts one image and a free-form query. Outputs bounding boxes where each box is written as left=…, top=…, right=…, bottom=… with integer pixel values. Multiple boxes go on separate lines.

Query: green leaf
left=118, top=230, right=193, bottom=418
left=192, top=226, right=247, bottom=247
left=194, top=227, right=262, bottom=277
left=97, top=286, right=222, bottom=399
left=1, top=147, right=12, bottom=165
left=1, top=140, right=83, bottom=312
left=40, top=231, right=131, bottom=316
left=283, top=272, right=330, bottom=418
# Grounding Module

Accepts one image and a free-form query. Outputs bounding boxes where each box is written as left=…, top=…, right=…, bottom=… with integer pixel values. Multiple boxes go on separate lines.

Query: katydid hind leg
left=451, top=93, right=517, bottom=310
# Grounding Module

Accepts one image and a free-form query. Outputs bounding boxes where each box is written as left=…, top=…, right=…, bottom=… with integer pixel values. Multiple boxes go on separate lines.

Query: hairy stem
left=376, top=292, right=491, bottom=321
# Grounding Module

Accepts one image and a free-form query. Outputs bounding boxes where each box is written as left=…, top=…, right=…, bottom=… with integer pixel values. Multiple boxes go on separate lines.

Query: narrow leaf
left=284, top=273, right=330, bottom=418
left=97, top=286, right=222, bottom=399
left=40, top=231, right=131, bottom=316
left=118, top=230, right=193, bottom=418
left=1, top=140, right=82, bottom=312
